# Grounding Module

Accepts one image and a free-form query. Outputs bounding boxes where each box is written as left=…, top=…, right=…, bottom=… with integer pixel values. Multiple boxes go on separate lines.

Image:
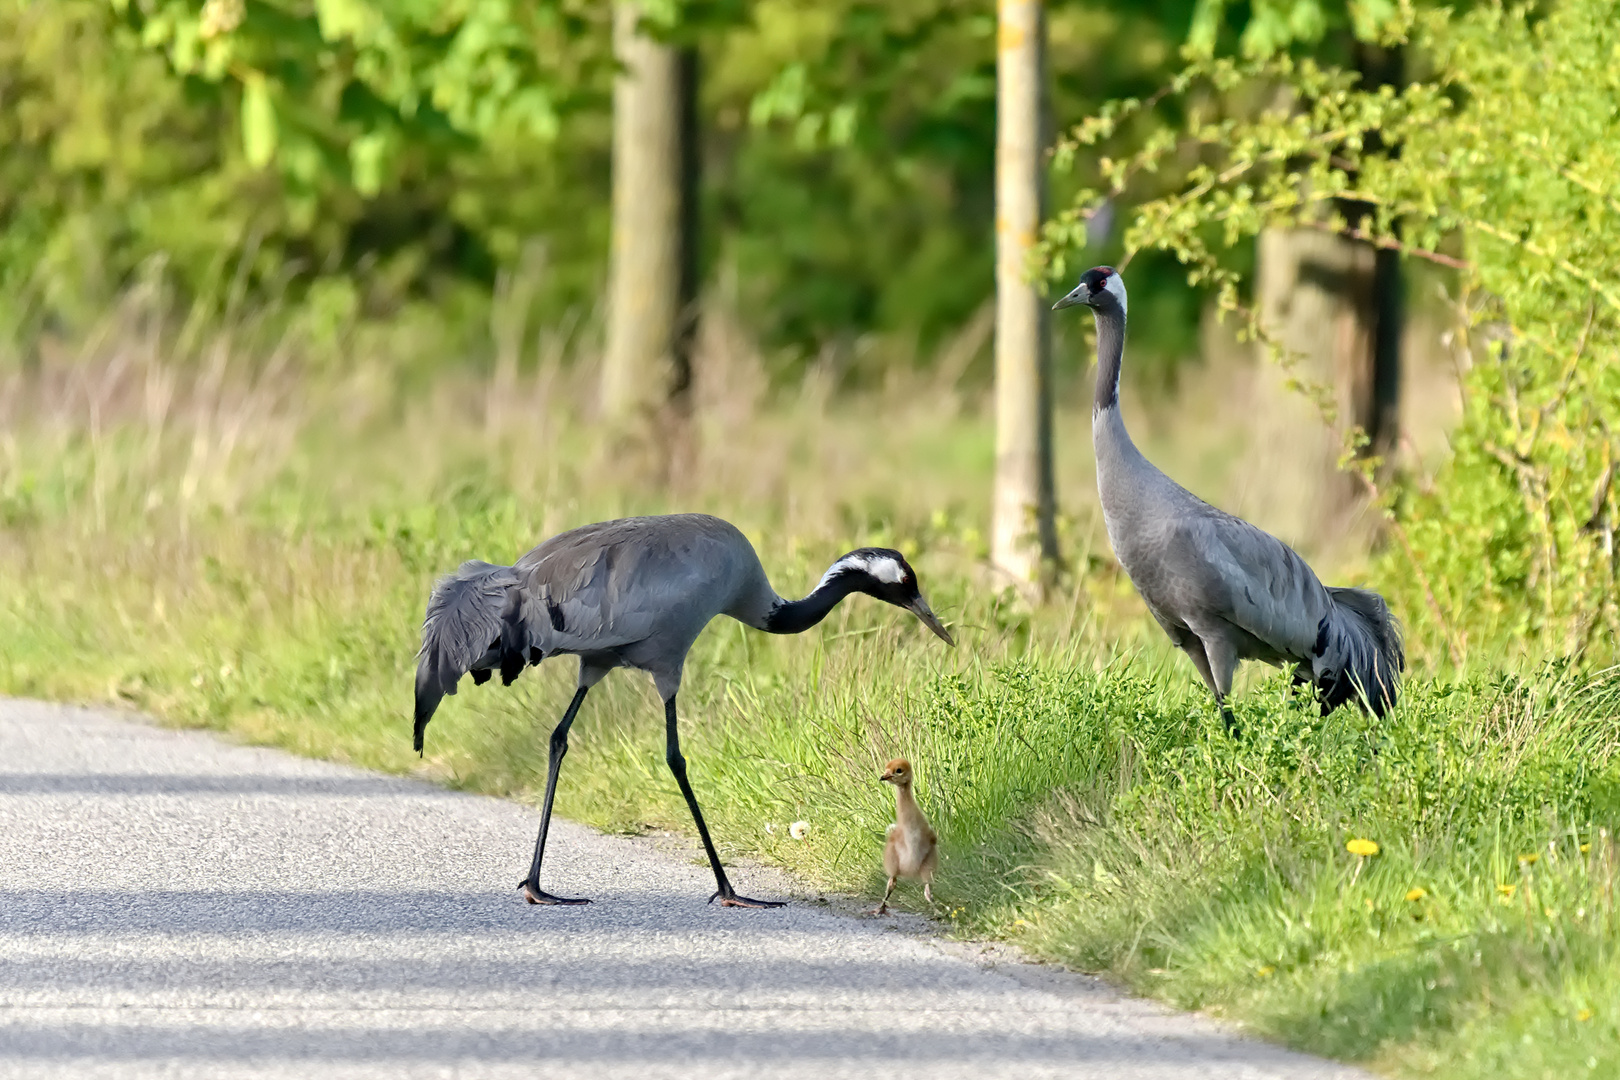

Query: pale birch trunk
left=992, top=0, right=1058, bottom=590
left=600, top=2, right=697, bottom=423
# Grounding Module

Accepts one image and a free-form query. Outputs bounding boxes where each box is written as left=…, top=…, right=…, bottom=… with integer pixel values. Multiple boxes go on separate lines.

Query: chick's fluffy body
left=875, top=758, right=936, bottom=913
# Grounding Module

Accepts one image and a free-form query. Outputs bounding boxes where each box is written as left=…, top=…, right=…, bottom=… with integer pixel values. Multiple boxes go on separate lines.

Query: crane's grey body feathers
left=416, top=515, right=772, bottom=745
left=1057, top=267, right=1402, bottom=719
left=411, top=512, right=952, bottom=906
left=510, top=514, right=762, bottom=689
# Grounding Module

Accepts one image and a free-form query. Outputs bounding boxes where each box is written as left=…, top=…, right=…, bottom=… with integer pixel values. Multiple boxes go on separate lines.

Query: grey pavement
left=0, top=699, right=1368, bottom=1079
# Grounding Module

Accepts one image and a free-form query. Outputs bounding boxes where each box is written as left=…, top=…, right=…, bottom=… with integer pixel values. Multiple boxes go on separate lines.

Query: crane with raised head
left=414, top=513, right=955, bottom=908
left=1052, top=267, right=1403, bottom=730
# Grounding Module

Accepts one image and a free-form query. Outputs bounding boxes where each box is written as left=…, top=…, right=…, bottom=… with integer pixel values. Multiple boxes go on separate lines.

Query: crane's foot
left=1220, top=705, right=1241, bottom=739
left=709, top=888, right=786, bottom=909
left=519, top=879, right=591, bottom=906
left=867, top=903, right=890, bottom=916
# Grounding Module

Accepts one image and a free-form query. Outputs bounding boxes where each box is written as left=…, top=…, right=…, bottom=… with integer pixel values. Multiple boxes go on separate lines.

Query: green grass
left=3, top=337, right=1619, bottom=1080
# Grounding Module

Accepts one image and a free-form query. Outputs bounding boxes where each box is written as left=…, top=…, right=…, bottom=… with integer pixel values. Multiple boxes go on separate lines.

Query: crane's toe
left=519, top=879, right=591, bottom=906
left=709, top=889, right=787, bottom=909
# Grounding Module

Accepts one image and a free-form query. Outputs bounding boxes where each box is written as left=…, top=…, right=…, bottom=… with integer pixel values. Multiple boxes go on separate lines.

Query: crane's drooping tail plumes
left=414, top=560, right=526, bottom=753
left=1303, top=587, right=1405, bottom=716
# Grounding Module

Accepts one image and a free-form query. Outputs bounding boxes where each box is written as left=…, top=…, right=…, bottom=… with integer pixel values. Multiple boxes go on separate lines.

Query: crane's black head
left=1051, top=266, right=1127, bottom=316
left=820, top=548, right=955, bottom=646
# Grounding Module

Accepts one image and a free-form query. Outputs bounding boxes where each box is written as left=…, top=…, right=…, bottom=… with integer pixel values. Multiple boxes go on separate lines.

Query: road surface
left=0, top=699, right=1367, bottom=1079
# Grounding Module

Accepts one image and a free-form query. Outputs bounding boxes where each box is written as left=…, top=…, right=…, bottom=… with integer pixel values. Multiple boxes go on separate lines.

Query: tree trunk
left=1254, top=228, right=1377, bottom=536
left=1253, top=47, right=1404, bottom=541
left=992, top=0, right=1058, bottom=590
left=600, top=2, right=698, bottom=423
left=1348, top=42, right=1404, bottom=467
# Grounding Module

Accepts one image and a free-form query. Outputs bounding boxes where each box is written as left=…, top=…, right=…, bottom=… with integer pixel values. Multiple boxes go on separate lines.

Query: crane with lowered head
left=1052, top=267, right=1403, bottom=731
left=414, top=513, right=955, bottom=908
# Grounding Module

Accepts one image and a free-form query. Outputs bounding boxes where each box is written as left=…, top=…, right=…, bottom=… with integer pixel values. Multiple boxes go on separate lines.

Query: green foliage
left=0, top=1, right=1219, bottom=368
left=1187, top=0, right=1406, bottom=58
left=1045, top=0, right=1620, bottom=662
left=0, top=0, right=613, bottom=341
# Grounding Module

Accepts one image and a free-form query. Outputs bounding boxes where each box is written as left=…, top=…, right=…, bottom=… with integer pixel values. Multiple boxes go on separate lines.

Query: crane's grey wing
left=519, top=541, right=658, bottom=653
left=514, top=515, right=749, bottom=655
left=1178, top=509, right=1330, bottom=660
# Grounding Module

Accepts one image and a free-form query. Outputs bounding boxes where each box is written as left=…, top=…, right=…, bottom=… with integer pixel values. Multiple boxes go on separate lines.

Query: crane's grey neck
left=1093, top=306, right=1126, bottom=414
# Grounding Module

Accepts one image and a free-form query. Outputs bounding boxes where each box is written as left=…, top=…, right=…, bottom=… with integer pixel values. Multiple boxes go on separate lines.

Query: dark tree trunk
left=1339, top=42, right=1405, bottom=465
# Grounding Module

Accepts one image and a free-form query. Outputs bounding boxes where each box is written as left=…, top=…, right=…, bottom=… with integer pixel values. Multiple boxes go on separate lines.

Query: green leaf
left=314, top=0, right=374, bottom=42
left=349, top=131, right=390, bottom=197
left=241, top=72, right=277, bottom=169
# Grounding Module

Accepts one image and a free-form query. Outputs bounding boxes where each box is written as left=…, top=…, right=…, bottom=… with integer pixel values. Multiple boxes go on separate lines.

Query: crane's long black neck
left=1094, top=306, right=1126, bottom=413
left=762, top=573, right=864, bottom=635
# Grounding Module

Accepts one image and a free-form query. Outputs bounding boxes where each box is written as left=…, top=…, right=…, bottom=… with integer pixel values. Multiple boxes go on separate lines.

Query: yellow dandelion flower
left=1346, top=838, right=1380, bottom=857
left=1519, top=852, right=1540, bottom=865
left=1578, top=1009, right=1593, bottom=1022
left=1498, top=883, right=1516, bottom=896
left=1405, top=887, right=1428, bottom=902
left=1257, top=965, right=1275, bottom=977
left=1582, top=843, right=1592, bottom=853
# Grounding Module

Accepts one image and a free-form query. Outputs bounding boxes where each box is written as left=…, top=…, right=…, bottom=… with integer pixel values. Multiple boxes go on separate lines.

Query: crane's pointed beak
left=908, top=598, right=955, bottom=647
left=1052, top=283, right=1090, bottom=311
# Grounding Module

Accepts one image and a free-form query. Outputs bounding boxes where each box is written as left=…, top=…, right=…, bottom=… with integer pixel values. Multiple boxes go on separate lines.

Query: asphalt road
left=0, top=699, right=1368, bottom=1079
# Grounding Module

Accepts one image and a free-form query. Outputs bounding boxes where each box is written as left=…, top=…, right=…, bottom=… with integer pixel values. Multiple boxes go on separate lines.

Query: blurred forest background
left=3, top=2, right=1620, bottom=1074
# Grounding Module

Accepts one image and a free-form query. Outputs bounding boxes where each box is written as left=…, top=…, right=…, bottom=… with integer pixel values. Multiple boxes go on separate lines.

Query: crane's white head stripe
left=818, top=553, right=907, bottom=590
left=1102, top=272, right=1127, bottom=315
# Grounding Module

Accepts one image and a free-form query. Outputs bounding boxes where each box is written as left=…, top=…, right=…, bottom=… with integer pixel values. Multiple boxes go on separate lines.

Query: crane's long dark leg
left=1204, top=636, right=1241, bottom=738
left=519, top=686, right=592, bottom=906
left=1185, top=634, right=1240, bottom=738
left=663, top=694, right=784, bottom=909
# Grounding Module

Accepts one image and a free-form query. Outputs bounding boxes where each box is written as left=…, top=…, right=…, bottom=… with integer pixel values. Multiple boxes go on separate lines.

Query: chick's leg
left=870, top=876, right=897, bottom=915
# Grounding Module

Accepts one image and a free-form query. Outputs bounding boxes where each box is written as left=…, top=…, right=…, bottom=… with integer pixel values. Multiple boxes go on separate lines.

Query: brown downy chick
left=871, top=758, right=937, bottom=915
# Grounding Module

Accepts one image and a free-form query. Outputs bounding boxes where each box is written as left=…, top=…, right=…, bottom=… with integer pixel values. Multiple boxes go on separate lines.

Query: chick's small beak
left=1052, top=283, right=1090, bottom=311
left=908, top=597, right=955, bottom=646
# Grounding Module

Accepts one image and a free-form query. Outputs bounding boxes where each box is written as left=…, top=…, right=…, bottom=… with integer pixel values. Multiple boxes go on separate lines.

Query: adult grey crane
left=1052, top=267, right=1402, bottom=730
left=413, top=513, right=954, bottom=908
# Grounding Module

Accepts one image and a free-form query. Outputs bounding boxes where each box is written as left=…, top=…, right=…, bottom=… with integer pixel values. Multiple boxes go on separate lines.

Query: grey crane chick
left=413, top=513, right=954, bottom=908
left=1053, top=267, right=1403, bottom=729
left=871, top=758, right=937, bottom=915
